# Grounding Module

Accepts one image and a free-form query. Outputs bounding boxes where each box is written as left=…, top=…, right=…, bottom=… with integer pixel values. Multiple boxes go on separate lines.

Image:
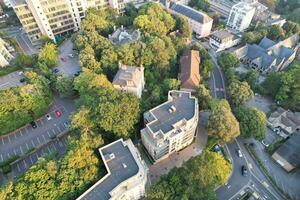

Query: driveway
left=55, top=39, right=81, bottom=76
left=0, top=70, right=24, bottom=90
left=149, top=111, right=208, bottom=184
left=0, top=95, right=75, bottom=163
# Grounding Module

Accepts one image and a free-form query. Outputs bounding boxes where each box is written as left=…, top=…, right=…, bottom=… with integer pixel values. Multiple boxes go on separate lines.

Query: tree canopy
left=234, top=106, right=267, bottom=140
left=227, top=80, right=254, bottom=106
left=207, top=100, right=240, bottom=143
left=38, top=43, right=58, bottom=68
left=147, top=150, right=231, bottom=200
left=217, top=52, right=240, bottom=70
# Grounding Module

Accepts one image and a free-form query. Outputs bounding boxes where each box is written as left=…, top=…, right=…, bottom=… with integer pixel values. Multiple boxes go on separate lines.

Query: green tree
left=55, top=75, right=75, bottom=98
left=38, top=43, right=58, bottom=68
left=189, top=0, right=210, bottom=12
left=207, top=99, right=240, bottom=143
left=241, top=70, right=259, bottom=90
left=197, top=84, right=212, bottom=110
left=267, top=25, right=285, bottom=41
left=282, top=21, right=300, bottom=36
left=14, top=54, right=35, bottom=68
left=228, top=80, right=254, bottom=106
left=217, top=52, right=240, bottom=70
left=162, top=78, right=180, bottom=92
left=175, top=15, right=192, bottom=38
left=234, top=106, right=267, bottom=140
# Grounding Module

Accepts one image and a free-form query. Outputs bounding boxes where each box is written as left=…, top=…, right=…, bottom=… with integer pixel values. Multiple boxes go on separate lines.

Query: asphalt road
left=0, top=70, right=25, bottom=90
left=205, top=45, right=284, bottom=200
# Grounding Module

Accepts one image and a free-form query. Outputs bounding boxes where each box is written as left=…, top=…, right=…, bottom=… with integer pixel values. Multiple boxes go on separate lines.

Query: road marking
left=263, top=182, right=269, bottom=188
left=14, top=133, right=17, bottom=139
left=13, top=149, right=17, bottom=156
left=7, top=152, right=10, bottom=158
left=31, top=140, right=35, bottom=147
left=47, top=131, right=51, bottom=137
left=0, top=154, right=3, bottom=161
left=1, top=138, right=4, bottom=145
left=57, top=126, right=62, bottom=132
left=40, top=119, right=44, bottom=125
left=42, top=135, right=46, bottom=143
left=52, top=129, right=56, bottom=135
left=24, top=127, right=29, bottom=133
left=23, top=159, right=27, bottom=168
left=26, top=143, right=29, bottom=150
left=30, top=156, right=33, bottom=164
left=19, top=131, right=23, bottom=136
left=59, top=141, right=63, bottom=147
left=47, top=146, right=51, bottom=153
left=37, top=137, right=41, bottom=145
left=19, top=146, right=23, bottom=154
left=8, top=135, right=11, bottom=143
left=17, top=163, right=21, bottom=172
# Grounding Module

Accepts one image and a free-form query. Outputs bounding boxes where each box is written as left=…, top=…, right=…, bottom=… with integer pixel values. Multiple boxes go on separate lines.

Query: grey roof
left=211, top=30, right=235, bottom=41
left=247, top=44, right=275, bottom=70
left=148, top=91, right=196, bottom=134
left=170, top=2, right=212, bottom=24
left=259, top=37, right=276, bottom=49
left=276, top=133, right=300, bottom=167
left=81, top=140, right=139, bottom=200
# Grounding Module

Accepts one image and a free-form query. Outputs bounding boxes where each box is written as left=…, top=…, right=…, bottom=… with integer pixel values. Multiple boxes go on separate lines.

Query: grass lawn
left=0, top=65, right=21, bottom=77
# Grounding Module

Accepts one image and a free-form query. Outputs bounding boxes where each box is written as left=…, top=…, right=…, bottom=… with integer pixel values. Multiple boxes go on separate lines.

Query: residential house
left=227, top=2, right=256, bottom=32
left=272, top=133, right=300, bottom=172
left=112, top=64, right=145, bottom=98
left=0, top=38, right=14, bottom=67
left=77, top=139, right=148, bottom=200
left=209, top=29, right=241, bottom=52
left=179, top=50, right=201, bottom=93
left=109, top=26, right=140, bottom=46
left=268, top=107, right=300, bottom=135
left=168, top=2, right=213, bottom=38
left=141, top=90, right=199, bottom=161
left=233, top=34, right=299, bottom=74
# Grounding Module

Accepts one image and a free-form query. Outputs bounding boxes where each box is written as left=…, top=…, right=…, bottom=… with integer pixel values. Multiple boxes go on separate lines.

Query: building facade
left=77, top=139, right=148, bottom=200
left=169, top=2, right=213, bottom=38
left=141, top=90, right=198, bottom=161
left=227, top=2, right=255, bottom=32
left=209, top=29, right=241, bottom=52
left=233, top=34, right=299, bottom=74
left=0, top=38, right=14, bottom=67
left=112, top=64, right=145, bottom=98
left=11, top=0, right=141, bottom=45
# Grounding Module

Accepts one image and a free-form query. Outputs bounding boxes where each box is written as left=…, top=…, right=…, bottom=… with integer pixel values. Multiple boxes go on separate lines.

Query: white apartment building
left=77, top=139, right=148, bottom=200
left=112, top=64, right=145, bottom=98
left=168, top=2, right=213, bottom=38
left=0, top=38, right=14, bottom=67
left=11, top=0, right=141, bottom=45
left=227, top=2, right=255, bottom=32
left=141, top=90, right=199, bottom=161
left=209, top=29, right=241, bottom=52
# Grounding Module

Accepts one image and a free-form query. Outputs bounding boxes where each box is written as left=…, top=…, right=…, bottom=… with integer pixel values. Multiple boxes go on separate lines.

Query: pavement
left=0, top=70, right=25, bottom=90
left=148, top=111, right=209, bottom=184
left=55, top=39, right=81, bottom=76
left=0, top=27, right=37, bottom=55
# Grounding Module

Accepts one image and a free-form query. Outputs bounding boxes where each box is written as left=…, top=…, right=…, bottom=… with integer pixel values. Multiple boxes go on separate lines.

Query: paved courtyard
left=148, top=112, right=209, bottom=184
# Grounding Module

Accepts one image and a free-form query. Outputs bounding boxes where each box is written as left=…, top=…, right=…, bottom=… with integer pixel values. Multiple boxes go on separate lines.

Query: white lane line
left=26, top=143, right=29, bottom=150
left=31, top=140, right=35, bottom=147
left=1, top=138, right=4, bottom=145
left=0, top=154, right=3, bottom=161
left=8, top=135, right=11, bottom=143
left=42, top=135, right=46, bottom=143
left=14, top=133, right=17, bottom=139
left=57, top=126, right=62, bottom=132
left=30, top=156, right=34, bottom=164
left=37, top=137, right=41, bottom=145
left=47, top=146, right=51, bottom=153
left=22, top=159, right=27, bottom=168
left=24, top=127, right=29, bottom=133
left=13, top=149, right=17, bottom=156
left=52, top=129, right=56, bottom=135
left=19, top=146, right=23, bottom=154
left=59, top=141, right=63, bottom=147
left=47, top=131, right=51, bottom=138
left=7, top=152, right=10, bottom=158
left=17, top=163, right=21, bottom=172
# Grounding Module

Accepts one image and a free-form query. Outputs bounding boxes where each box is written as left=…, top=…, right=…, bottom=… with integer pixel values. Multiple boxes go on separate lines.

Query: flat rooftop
left=148, top=91, right=196, bottom=134
left=79, top=140, right=139, bottom=200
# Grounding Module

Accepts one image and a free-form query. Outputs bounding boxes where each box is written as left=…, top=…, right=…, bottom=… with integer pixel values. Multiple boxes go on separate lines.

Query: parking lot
left=11, top=134, right=68, bottom=179
left=0, top=106, right=70, bottom=162
left=0, top=71, right=25, bottom=90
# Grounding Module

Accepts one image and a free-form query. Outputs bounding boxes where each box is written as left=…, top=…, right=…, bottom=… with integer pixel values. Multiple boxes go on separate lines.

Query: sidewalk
left=149, top=112, right=209, bottom=184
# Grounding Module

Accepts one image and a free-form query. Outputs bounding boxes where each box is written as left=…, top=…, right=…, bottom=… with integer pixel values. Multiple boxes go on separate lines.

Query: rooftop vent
left=168, top=105, right=176, bottom=113
left=104, top=153, right=115, bottom=162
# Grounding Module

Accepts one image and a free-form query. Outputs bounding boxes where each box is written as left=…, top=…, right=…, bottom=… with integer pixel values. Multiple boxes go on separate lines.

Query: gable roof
left=112, top=65, right=144, bottom=88
left=275, top=133, right=300, bottom=167
left=179, top=50, right=201, bottom=91
left=169, top=2, right=212, bottom=24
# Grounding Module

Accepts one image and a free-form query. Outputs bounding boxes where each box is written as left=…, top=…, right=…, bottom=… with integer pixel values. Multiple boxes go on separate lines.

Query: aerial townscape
left=0, top=0, right=299, bottom=199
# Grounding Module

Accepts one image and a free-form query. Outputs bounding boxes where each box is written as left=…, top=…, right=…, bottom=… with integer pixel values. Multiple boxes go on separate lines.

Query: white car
left=46, top=114, right=52, bottom=120
left=236, top=149, right=243, bottom=157
left=68, top=54, right=74, bottom=58
left=262, top=140, right=269, bottom=147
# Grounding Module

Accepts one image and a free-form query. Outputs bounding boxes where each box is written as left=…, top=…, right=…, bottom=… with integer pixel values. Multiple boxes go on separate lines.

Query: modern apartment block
left=141, top=90, right=199, bottom=161
left=0, top=38, right=14, bottom=67
left=11, top=0, right=141, bottom=45
left=78, top=139, right=148, bottom=200
left=168, top=2, right=213, bottom=38
left=227, top=2, right=255, bottom=32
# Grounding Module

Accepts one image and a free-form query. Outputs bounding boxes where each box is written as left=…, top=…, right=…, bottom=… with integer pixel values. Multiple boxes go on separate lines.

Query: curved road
left=208, top=49, right=283, bottom=200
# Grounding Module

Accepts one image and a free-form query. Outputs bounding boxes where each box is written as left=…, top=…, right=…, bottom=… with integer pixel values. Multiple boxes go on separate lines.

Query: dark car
left=74, top=70, right=81, bottom=76
left=241, top=165, right=248, bottom=177
left=53, top=68, right=59, bottom=73
left=19, top=78, right=26, bottom=83
left=30, top=121, right=37, bottom=129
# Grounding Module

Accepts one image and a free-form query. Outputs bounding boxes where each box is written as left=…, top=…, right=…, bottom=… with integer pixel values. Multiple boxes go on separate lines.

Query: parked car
left=55, top=110, right=62, bottom=117
left=18, top=71, right=24, bottom=76
left=63, top=121, right=70, bottom=129
left=74, top=70, right=81, bottom=76
left=236, top=149, right=243, bottom=157
left=53, top=68, right=59, bottom=73
left=262, top=140, right=269, bottom=147
left=241, top=165, right=248, bottom=177
left=30, top=121, right=37, bottom=129
left=19, top=78, right=26, bottom=83
left=46, top=114, right=52, bottom=120
left=68, top=53, right=74, bottom=58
